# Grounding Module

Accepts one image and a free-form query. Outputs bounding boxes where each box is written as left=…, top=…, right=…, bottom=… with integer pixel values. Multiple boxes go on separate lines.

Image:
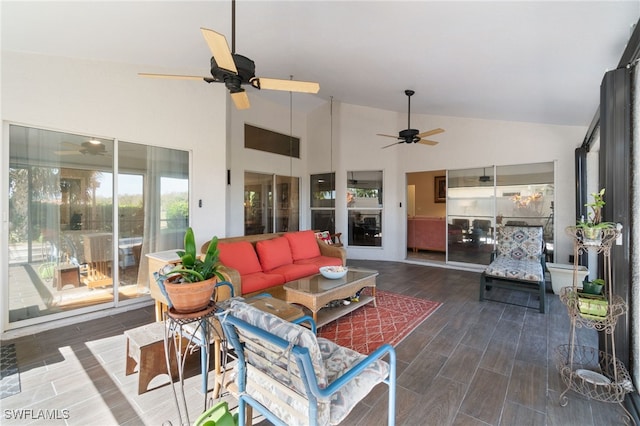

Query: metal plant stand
left=555, top=227, right=634, bottom=424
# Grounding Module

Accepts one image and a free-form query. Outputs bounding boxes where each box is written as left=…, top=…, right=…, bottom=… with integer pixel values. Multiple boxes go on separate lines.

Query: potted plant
left=576, top=188, right=615, bottom=244
left=582, top=278, right=605, bottom=295
left=158, top=227, right=225, bottom=313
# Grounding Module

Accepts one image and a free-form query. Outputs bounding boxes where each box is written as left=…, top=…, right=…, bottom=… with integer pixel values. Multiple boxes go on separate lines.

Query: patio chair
left=479, top=225, right=546, bottom=313
left=218, top=300, right=396, bottom=426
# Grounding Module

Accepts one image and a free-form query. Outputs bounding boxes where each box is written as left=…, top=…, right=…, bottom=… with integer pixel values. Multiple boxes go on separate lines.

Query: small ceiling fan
left=138, top=0, right=319, bottom=110
left=378, top=90, right=445, bottom=149
left=55, top=140, right=108, bottom=156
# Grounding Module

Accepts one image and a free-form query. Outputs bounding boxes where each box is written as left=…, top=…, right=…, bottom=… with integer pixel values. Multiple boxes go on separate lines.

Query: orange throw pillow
left=285, top=230, right=322, bottom=261
left=256, top=237, right=294, bottom=272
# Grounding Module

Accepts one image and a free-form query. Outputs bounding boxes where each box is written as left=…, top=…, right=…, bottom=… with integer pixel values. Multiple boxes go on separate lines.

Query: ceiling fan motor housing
left=399, top=128, right=421, bottom=143
left=210, top=54, right=256, bottom=92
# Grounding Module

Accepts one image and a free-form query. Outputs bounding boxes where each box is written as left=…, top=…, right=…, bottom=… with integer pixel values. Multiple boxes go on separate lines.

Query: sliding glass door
left=7, top=124, right=189, bottom=326
left=446, top=162, right=554, bottom=266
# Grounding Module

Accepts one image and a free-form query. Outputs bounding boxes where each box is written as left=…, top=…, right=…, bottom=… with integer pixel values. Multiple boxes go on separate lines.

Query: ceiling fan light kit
left=378, top=89, right=445, bottom=149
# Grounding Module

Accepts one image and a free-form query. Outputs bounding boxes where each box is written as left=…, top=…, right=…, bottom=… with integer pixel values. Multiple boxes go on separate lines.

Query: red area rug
left=317, top=289, right=442, bottom=355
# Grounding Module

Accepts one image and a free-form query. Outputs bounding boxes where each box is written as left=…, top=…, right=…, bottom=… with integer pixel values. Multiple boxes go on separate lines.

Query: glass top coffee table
left=283, top=268, right=378, bottom=327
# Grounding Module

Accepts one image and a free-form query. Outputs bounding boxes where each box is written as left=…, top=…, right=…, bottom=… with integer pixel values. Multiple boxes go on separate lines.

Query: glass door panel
left=9, top=125, right=115, bottom=321
left=447, top=167, right=495, bottom=265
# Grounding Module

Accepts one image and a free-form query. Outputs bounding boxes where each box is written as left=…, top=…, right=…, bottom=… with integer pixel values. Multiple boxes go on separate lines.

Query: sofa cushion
left=241, top=272, right=286, bottom=295
left=269, top=263, right=320, bottom=282
left=285, top=230, right=322, bottom=261
left=256, top=237, right=293, bottom=272
left=218, top=241, right=263, bottom=275
left=294, top=256, right=343, bottom=268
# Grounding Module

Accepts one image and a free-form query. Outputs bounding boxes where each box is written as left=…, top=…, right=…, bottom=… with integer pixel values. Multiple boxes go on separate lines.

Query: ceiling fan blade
left=138, top=73, right=207, bottom=81
left=230, top=91, right=250, bottom=110
left=382, top=141, right=402, bottom=149
left=251, top=78, right=320, bottom=94
left=376, top=133, right=400, bottom=139
left=418, top=139, right=439, bottom=146
left=417, top=128, right=445, bottom=138
left=200, top=28, right=238, bottom=74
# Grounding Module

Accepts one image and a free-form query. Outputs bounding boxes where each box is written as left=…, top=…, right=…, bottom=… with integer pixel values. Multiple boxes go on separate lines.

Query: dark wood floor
left=0, top=260, right=628, bottom=425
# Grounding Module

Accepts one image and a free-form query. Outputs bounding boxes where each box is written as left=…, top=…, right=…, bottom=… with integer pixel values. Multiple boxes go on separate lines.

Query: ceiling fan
left=138, top=0, right=319, bottom=110
left=479, top=168, right=492, bottom=183
left=378, top=90, right=445, bottom=149
left=55, top=141, right=108, bottom=156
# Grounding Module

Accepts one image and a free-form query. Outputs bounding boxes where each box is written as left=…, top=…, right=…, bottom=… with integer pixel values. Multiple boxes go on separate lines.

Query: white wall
left=227, top=94, right=309, bottom=237
left=1, top=51, right=228, bottom=250
left=323, top=102, right=586, bottom=264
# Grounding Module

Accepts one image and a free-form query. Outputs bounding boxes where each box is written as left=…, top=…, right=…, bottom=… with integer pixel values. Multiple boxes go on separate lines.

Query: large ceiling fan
left=378, top=90, right=445, bottom=149
left=138, top=0, right=319, bottom=110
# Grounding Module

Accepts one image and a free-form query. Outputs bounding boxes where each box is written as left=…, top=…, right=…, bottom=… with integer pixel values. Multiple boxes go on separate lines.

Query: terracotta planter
left=164, top=276, right=217, bottom=313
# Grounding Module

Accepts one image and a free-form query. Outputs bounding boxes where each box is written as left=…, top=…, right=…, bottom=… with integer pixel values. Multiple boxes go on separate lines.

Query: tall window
left=347, top=171, right=383, bottom=247
left=310, top=173, right=336, bottom=234
left=244, top=172, right=299, bottom=235
left=7, top=125, right=189, bottom=325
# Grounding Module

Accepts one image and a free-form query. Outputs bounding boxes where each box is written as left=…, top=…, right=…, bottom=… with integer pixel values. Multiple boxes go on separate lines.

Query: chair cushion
left=285, top=230, right=322, bottom=261
left=256, top=237, right=294, bottom=272
left=318, top=338, right=390, bottom=425
left=228, top=300, right=327, bottom=386
left=496, top=226, right=543, bottom=261
left=484, top=256, right=544, bottom=282
left=218, top=241, right=263, bottom=275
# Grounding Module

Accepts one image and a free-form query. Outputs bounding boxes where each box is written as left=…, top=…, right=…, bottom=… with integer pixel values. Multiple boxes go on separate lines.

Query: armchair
left=218, top=300, right=396, bottom=426
left=479, top=225, right=546, bottom=313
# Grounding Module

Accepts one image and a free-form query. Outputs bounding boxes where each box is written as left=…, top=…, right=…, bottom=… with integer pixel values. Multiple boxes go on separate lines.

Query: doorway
left=406, top=170, right=446, bottom=263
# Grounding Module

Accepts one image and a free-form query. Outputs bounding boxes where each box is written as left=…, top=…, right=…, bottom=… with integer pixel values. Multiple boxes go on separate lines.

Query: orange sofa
left=201, top=230, right=346, bottom=298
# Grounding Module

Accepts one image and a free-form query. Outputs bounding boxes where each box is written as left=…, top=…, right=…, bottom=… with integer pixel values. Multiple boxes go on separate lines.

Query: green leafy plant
left=165, top=227, right=224, bottom=283
left=576, top=188, right=615, bottom=229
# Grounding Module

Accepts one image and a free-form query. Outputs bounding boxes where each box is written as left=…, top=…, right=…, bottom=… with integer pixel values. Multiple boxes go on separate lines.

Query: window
left=347, top=171, right=383, bottom=247
left=244, top=172, right=299, bottom=235
left=7, top=124, right=189, bottom=325
left=310, top=173, right=336, bottom=234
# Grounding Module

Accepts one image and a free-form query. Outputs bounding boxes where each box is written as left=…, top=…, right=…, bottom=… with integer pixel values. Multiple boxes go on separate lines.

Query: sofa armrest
left=316, top=239, right=346, bottom=265
left=216, top=265, right=242, bottom=299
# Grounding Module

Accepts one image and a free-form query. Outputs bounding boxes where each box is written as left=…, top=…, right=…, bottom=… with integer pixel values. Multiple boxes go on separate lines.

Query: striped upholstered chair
left=479, top=225, right=546, bottom=313
left=218, top=300, right=396, bottom=426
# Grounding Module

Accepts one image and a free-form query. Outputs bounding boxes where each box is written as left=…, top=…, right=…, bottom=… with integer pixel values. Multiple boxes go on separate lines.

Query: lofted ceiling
left=2, top=1, right=639, bottom=126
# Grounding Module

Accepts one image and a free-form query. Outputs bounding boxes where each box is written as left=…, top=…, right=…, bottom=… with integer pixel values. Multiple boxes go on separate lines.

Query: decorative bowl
left=319, top=266, right=348, bottom=279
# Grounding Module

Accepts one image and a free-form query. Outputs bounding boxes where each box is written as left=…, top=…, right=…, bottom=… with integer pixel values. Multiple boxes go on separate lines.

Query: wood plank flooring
left=0, top=260, right=628, bottom=425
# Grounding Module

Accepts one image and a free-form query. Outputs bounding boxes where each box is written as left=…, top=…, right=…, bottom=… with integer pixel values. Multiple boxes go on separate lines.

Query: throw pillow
left=314, top=231, right=333, bottom=245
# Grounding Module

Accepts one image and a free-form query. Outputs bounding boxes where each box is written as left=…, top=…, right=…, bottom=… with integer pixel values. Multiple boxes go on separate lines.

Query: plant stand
left=556, top=227, right=634, bottom=424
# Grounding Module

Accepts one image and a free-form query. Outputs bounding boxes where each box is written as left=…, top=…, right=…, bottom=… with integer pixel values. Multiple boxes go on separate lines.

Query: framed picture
left=434, top=176, right=446, bottom=203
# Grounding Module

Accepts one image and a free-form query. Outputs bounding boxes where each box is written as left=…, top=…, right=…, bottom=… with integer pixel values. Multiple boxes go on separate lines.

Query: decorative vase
left=164, top=276, right=217, bottom=313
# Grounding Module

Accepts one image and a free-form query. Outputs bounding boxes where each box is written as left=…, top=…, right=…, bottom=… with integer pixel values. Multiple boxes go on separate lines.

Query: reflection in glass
left=8, top=125, right=189, bottom=325
left=311, top=173, right=336, bottom=234
left=244, top=172, right=299, bottom=235
left=446, top=163, right=554, bottom=265
left=347, top=171, right=383, bottom=247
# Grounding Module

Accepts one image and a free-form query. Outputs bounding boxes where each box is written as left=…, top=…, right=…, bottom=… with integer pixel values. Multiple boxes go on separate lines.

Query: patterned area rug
left=317, top=289, right=442, bottom=355
left=0, top=343, right=21, bottom=399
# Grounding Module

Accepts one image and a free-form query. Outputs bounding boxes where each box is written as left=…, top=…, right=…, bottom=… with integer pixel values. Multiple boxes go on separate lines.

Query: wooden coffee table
left=283, top=268, right=378, bottom=327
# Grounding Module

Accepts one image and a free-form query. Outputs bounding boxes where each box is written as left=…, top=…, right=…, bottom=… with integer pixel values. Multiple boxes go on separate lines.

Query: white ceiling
left=2, top=1, right=639, bottom=126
